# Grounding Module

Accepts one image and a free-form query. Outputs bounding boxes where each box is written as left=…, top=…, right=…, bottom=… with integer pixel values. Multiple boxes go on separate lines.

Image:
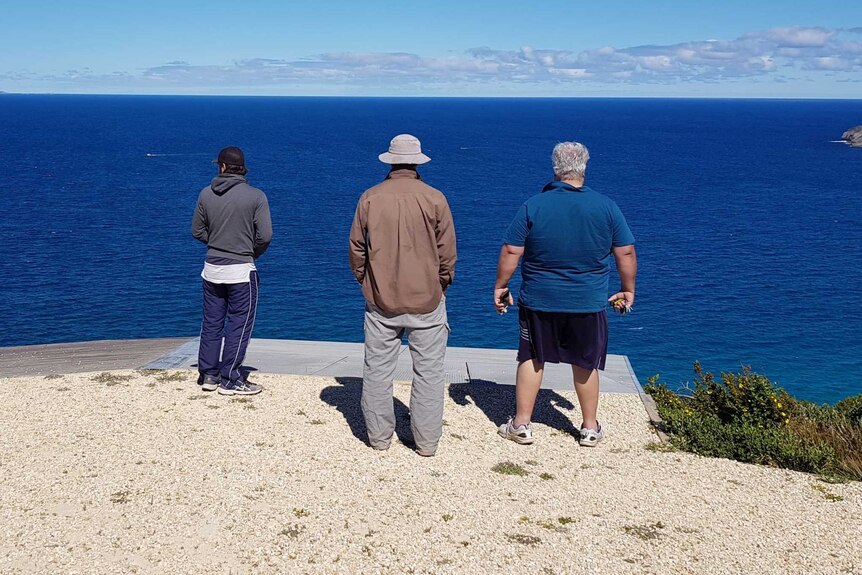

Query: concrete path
left=0, top=338, right=190, bottom=378
left=144, top=337, right=643, bottom=393
left=0, top=337, right=643, bottom=394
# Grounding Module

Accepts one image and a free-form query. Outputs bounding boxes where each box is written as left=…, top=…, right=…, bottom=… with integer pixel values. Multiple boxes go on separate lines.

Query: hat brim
left=378, top=152, right=431, bottom=165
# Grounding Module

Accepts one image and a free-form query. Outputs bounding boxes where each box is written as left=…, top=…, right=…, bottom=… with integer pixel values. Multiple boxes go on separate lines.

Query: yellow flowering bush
left=645, top=365, right=862, bottom=482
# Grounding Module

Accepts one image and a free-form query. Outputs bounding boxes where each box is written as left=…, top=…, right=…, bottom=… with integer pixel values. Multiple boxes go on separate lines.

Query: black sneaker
left=217, top=380, right=263, bottom=396
left=198, top=374, right=220, bottom=392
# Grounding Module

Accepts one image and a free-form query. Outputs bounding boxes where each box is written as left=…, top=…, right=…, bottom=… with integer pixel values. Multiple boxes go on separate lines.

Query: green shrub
left=836, top=395, right=862, bottom=424
left=645, top=365, right=862, bottom=482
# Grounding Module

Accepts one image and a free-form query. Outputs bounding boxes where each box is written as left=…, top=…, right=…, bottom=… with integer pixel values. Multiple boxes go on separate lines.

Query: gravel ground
left=0, top=369, right=859, bottom=575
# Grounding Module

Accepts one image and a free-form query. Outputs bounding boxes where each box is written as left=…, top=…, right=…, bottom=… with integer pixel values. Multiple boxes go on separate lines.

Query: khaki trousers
left=362, top=298, right=449, bottom=454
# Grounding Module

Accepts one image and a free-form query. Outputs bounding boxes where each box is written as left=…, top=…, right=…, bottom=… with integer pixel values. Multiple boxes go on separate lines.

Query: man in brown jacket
left=349, top=134, right=457, bottom=457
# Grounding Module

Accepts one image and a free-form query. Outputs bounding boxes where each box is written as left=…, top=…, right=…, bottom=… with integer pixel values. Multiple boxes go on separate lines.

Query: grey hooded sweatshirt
left=191, top=174, right=272, bottom=263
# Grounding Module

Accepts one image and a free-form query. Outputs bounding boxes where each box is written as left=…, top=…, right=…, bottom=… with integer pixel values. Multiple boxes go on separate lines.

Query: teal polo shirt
left=503, top=181, right=635, bottom=313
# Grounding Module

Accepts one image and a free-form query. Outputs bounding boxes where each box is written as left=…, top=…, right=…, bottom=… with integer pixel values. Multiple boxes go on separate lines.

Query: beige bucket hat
left=378, top=134, right=431, bottom=165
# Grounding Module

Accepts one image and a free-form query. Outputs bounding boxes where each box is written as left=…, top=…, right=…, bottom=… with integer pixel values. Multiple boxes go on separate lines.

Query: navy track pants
left=197, top=271, right=259, bottom=384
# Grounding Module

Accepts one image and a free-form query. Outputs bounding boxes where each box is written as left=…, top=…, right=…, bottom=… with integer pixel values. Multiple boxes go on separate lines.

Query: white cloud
left=4, top=26, right=861, bottom=91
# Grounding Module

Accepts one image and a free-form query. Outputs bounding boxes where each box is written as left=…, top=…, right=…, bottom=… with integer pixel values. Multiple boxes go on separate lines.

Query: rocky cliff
left=843, top=126, right=862, bottom=147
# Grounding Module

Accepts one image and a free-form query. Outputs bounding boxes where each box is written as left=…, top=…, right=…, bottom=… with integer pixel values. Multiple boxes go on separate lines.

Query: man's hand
left=608, top=291, right=635, bottom=314
left=495, top=287, right=513, bottom=314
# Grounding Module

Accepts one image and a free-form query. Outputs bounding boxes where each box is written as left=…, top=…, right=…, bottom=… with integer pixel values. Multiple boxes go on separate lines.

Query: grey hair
left=552, top=142, right=590, bottom=181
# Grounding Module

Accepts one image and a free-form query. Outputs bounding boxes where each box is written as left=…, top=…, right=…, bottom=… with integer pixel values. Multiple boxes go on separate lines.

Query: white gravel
left=0, top=370, right=859, bottom=575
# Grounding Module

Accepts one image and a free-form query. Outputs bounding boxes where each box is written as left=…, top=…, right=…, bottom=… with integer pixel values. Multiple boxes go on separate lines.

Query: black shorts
left=517, top=305, right=608, bottom=370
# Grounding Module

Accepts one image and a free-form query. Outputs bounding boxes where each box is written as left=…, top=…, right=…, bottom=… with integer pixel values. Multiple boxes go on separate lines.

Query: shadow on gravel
left=320, top=377, right=415, bottom=447
left=449, top=380, right=580, bottom=438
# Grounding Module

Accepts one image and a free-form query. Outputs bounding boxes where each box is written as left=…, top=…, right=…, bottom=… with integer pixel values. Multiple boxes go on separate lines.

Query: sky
left=1, top=0, right=860, bottom=98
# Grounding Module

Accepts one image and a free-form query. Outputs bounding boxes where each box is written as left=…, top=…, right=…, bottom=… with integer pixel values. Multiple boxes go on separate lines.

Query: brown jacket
left=349, top=169, right=457, bottom=315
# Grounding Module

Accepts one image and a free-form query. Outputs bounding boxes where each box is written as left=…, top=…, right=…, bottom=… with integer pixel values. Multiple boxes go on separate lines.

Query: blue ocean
left=1, top=95, right=860, bottom=404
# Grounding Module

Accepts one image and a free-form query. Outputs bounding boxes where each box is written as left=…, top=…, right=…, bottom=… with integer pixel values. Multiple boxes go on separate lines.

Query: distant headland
left=843, top=125, right=862, bottom=147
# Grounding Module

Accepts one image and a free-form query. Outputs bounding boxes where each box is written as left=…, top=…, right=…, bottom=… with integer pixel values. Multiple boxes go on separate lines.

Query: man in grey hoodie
left=191, top=146, right=272, bottom=395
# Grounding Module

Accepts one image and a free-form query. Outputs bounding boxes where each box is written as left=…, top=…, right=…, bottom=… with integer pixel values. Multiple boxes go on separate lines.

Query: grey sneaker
left=498, top=417, right=535, bottom=445
left=579, top=423, right=604, bottom=447
left=199, top=374, right=220, bottom=392
left=217, top=380, right=263, bottom=396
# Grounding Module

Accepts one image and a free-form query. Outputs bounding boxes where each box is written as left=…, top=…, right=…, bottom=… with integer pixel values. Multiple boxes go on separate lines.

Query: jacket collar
left=386, top=168, right=422, bottom=181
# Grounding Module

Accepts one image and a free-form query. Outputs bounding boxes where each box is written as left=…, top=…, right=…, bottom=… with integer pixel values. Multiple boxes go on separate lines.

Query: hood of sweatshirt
left=210, top=174, right=247, bottom=196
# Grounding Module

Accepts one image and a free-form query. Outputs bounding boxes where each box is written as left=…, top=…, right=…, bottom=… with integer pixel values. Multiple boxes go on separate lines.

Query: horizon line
left=2, top=91, right=862, bottom=101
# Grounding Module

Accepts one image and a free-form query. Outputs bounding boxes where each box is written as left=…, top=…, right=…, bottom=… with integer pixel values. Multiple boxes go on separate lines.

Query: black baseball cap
left=213, top=146, right=245, bottom=166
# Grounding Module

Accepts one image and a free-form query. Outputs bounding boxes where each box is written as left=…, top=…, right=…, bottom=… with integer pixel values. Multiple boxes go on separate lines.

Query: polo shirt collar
left=542, top=180, right=587, bottom=193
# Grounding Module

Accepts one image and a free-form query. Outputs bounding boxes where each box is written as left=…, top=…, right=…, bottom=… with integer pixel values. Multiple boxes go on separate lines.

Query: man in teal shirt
left=495, top=141, right=637, bottom=447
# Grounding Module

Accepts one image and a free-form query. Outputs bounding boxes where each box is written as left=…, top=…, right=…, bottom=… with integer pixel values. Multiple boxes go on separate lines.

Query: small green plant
left=622, top=521, right=665, bottom=541
left=156, top=371, right=189, bottom=383
left=811, top=484, right=844, bottom=501
left=539, top=472, right=555, bottom=481
left=558, top=517, right=575, bottom=525
left=110, top=491, right=131, bottom=504
left=506, top=534, right=541, bottom=546
left=293, top=508, right=310, bottom=518
left=645, top=442, right=676, bottom=453
left=492, top=462, right=528, bottom=476
left=442, top=514, right=453, bottom=522
left=309, top=419, right=325, bottom=425
left=280, top=524, right=305, bottom=538
left=92, top=372, right=133, bottom=385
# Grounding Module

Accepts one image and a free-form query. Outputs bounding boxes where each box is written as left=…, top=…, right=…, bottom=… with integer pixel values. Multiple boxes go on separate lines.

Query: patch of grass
left=518, top=516, right=530, bottom=524
left=110, top=491, right=131, bottom=504
left=609, top=447, right=630, bottom=454
left=230, top=397, right=252, bottom=404
left=136, top=369, right=160, bottom=376
left=558, top=517, right=575, bottom=525
left=645, top=441, right=677, bottom=453
left=492, top=461, right=529, bottom=476
left=309, top=419, right=325, bottom=425
left=622, top=521, right=665, bottom=541
left=44, top=374, right=63, bottom=380
left=187, top=394, right=209, bottom=401
left=537, top=520, right=567, bottom=532
left=156, top=371, right=189, bottom=383
left=506, top=534, right=541, bottom=546
left=811, top=484, right=844, bottom=501
left=92, top=372, right=133, bottom=386
left=539, top=472, right=555, bottom=481
left=646, top=365, right=862, bottom=482
left=442, top=514, right=453, bottom=522
left=243, top=403, right=256, bottom=410
left=293, top=508, right=310, bottom=518
left=206, top=404, right=220, bottom=409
